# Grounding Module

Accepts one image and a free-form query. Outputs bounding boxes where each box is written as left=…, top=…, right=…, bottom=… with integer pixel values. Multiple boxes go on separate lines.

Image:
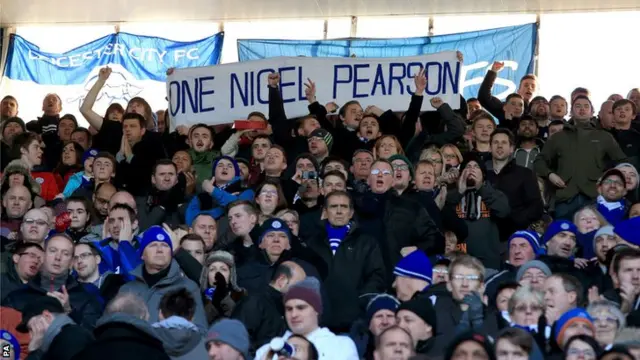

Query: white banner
left=167, top=51, right=461, bottom=127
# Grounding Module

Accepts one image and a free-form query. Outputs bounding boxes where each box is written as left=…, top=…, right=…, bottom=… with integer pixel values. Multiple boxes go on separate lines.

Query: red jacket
left=31, top=171, right=60, bottom=201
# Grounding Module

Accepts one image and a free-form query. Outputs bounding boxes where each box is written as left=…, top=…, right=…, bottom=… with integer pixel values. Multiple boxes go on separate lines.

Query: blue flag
left=237, top=24, right=536, bottom=101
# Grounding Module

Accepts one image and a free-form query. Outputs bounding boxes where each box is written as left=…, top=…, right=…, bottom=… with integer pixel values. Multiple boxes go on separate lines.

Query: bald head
left=271, top=261, right=307, bottom=292
left=106, top=293, right=149, bottom=320
left=2, top=185, right=32, bottom=218
left=599, top=100, right=615, bottom=129
left=109, top=191, right=136, bottom=212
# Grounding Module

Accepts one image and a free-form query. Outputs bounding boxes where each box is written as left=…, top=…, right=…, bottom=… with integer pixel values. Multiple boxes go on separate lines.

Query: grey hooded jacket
left=152, top=316, right=208, bottom=360
left=117, top=260, right=208, bottom=333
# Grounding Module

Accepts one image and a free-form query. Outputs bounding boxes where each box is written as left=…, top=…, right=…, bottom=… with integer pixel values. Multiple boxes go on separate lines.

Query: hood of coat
left=152, top=316, right=202, bottom=356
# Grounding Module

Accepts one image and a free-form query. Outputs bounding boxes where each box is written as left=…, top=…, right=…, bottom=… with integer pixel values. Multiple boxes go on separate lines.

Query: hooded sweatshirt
left=152, top=316, right=208, bottom=360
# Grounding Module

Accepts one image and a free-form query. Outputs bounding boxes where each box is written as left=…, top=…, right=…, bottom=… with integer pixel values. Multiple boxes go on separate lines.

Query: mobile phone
left=302, top=171, right=317, bottom=180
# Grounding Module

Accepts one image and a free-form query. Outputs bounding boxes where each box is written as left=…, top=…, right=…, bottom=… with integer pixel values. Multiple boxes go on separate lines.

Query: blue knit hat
left=258, top=218, right=292, bottom=244
left=365, top=294, right=400, bottom=324
left=393, top=250, right=433, bottom=284
left=138, top=225, right=173, bottom=256
left=542, top=220, right=578, bottom=244
left=614, top=217, right=640, bottom=247
left=554, top=308, right=594, bottom=346
left=212, top=155, right=241, bottom=178
left=0, top=330, right=20, bottom=360
left=81, top=148, right=98, bottom=164
left=508, top=230, right=542, bottom=255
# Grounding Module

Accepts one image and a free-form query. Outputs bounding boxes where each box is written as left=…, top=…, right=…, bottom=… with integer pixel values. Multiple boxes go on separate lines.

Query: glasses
left=392, top=164, right=409, bottom=171
left=514, top=304, right=543, bottom=313
left=73, top=252, right=94, bottom=261
left=430, top=158, right=443, bottom=164
left=520, top=273, right=547, bottom=282
left=259, top=190, right=278, bottom=196
left=451, top=274, right=480, bottom=282
left=601, top=179, right=623, bottom=187
left=443, top=154, right=458, bottom=160
left=433, top=268, right=449, bottom=274
left=567, top=349, right=596, bottom=358
left=354, top=158, right=373, bottom=164
left=23, top=218, right=48, bottom=226
left=371, top=169, right=392, bottom=176
left=593, top=316, right=618, bottom=325
left=19, top=252, right=42, bottom=261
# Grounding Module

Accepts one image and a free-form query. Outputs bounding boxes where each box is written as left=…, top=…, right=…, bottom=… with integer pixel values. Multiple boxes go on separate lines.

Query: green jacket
left=187, top=148, right=220, bottom=184
left=534, top=120, right=627, bottom=201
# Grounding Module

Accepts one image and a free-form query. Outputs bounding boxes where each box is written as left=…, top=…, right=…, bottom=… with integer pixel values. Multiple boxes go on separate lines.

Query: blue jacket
left=62, top=171, right=91, bottom=198
left=93, top=238, right=141, bottom=281
left=185, top=178, right=255, bottom=225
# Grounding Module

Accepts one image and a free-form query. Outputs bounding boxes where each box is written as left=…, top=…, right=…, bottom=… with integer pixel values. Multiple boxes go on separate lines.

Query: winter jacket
left=403, top=189, right=469, bottom=243
left=93, top=238, right=141, bottom=280
left=231, top=285, right=287, bottom=355
left=152, top=316, right=208, bottom=360
left=483, top=262, right=518, bottom=305
left=486, top=160, right=544, bottom=242
left=611, top=127, right=640, bottom=170
left=0, top=259, right=27, bottom=302
left=27, top=314, right=94, bottom=360
left=534, top=121, right=627, bottom=201
left=477, top=70, right=523, bottom=128
left=254, top=327, right=359, bottom=360
left=1, top=273, right=103, bottom=330
left=135, top=188, right=186, bottom=231
left=448, top=183, right=511, bottom=270
left=304, top=221, right=386, bottom=332
left=62, top=172, right=90, bottom=198
left=513, top=138, right=545, bottom=170
left=117, top=260, right=208, bottom=333
left=185, top=179, right=255, bottom=225
left=354, top=190, right=445, bottom=285
left=71, top=313, right=170, bottom=360
left=116, top=131, right=167, bottom=196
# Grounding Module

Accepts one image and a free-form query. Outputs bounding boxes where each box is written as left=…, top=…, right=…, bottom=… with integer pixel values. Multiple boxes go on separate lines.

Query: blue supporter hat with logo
left=542, top=220, right=578, bottom=244
left=138, top=225, right=173, bottom=256
left=614, top=217, right=640, bottom=247
left=212, top=155, right=241, bottom=179
left=258, top=218, right=292, bottom=244
left=82, top=148, right=99, bottom=164
left=508, top=230, right=542, bottom=255
left=393, top=250, right=433, bottom=285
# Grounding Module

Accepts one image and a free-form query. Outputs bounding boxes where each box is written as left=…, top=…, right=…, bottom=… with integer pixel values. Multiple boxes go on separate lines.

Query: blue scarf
left=326, top=222, right=351, bottom=255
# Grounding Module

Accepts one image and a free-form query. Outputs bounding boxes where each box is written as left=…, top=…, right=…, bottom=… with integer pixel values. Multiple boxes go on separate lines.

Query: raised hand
left=268, top=72, right=280, bottom=88
left=325, top=102, right=339, bottom=113
left=99, top=66, right=112, bottom=81
left=491, top=61, right=505, bottom=72
left=202, top=176, right=215, bottom=194
left=456, top=51, right=464, bottom=63
left=119, top=216, right=133, bottom=242
left=430, top=96, right=444, bottom=109
left=414, top=68, right=427, bottom=96
left=166, top=67, right=175, bottom=76
left=304, top=78, right=317, bottom=103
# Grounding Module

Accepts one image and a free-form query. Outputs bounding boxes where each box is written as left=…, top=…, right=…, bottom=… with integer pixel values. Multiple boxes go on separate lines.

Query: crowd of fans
left=0, top=55, right=639, bottom=360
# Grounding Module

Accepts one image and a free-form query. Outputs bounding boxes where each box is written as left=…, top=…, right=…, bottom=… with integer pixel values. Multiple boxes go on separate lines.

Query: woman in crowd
left=373, top=135, right=403, bottom=160
left=199, top=251, right=247, bottom=324
left=587, top=300, right=626, bottom=347
left=53, top=141, right=84, bottom=190
left=508, top=286, right=545, bottom=329
left=573, top=205, right=608, bottom=258
left=254, top=180, right=288, bottom=224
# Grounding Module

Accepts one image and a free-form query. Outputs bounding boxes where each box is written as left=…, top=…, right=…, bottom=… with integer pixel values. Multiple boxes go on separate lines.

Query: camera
left=302, top=171, right=317, bottom=180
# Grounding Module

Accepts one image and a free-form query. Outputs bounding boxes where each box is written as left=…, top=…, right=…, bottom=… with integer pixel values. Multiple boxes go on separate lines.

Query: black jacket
left=486, top=159, right=544, bottom=241
left=116, top=131, right=167, bottom=196
left=403, top=189, right=469, bottom=243
left=483, top=263, right=518, bottom=304
left=0, top=260, right=24, bottom=302
left=611, top=127, right=640, bottom=170
left=72, top=313, right=170, bottom=360
left=231, top=285, right=287, bottom=355
left=477, top=71, right=524, bottom=129
left=354, top=190, right=444, bottom=285
left=135, top=186, right=186, bottom=231
left=305, top=221, right=386, bottom=332
left=1, top=273, right=103, bottom=330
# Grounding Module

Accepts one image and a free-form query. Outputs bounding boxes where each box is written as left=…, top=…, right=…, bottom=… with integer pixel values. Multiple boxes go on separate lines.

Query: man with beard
left=188, top=124, right=220, bottom=185
left=528, top=96, right=551, bottom=139
left=1, top=117, right=25, bottom=171
left=512, top=116, right=543, bottom=170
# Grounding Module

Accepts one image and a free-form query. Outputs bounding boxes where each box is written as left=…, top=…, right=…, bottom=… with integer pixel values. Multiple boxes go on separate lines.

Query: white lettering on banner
left=27, top=44, right=201, bottom=68
left=167, top=51, right=461, bottom=127
left=462, top=60, right=519, bottom=100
